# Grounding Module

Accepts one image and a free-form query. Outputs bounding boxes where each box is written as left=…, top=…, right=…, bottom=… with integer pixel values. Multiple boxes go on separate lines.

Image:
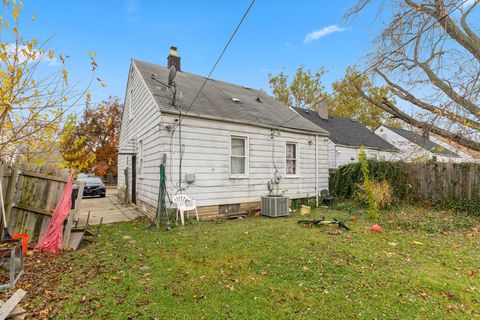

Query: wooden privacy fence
left=330, top=161, right=480, bottom=212
left=405, top=162, right=480, bottom=203
left=0, top=160, right=84, bottom=248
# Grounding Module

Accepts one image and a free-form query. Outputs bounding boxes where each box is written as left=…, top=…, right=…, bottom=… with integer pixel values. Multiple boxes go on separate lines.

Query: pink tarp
left=35, top=170, right=74, bottom=253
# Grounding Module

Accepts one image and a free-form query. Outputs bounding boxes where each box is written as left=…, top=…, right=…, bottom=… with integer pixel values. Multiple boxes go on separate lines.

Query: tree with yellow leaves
left=268, top=65, right=399, bottom=129
left=328, top=66, right=401, bottom=129
left=0, top=0, right=101, bottom=162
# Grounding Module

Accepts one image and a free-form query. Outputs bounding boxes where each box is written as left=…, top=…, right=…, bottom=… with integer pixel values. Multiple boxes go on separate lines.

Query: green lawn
left=19, top=205, right=480, bottom=319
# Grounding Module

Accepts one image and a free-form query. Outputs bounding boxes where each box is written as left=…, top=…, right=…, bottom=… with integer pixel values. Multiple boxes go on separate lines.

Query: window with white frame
left=230, top=136, right=247, bottom=176
left=286, top=142, right=298, bottom=175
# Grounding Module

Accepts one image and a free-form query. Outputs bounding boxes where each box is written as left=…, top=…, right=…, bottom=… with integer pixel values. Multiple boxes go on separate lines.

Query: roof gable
left=294, top=107, right=397, bottom=151
left=385, top=126, right=460, bottom=157
left=133, top=60, right=328, bottom=135
left=431, top=134, right=480, bottom=159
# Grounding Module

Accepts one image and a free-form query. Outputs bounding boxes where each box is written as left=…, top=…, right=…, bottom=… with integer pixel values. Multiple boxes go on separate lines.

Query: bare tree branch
left=355, top=84, right=480, bottom=151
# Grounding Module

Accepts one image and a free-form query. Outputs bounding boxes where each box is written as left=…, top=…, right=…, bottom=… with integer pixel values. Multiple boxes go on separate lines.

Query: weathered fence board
left=405, top=163, right=480, bottom=204
left=1, top=160, right=77, bottom=246
left=10, top=164, right=69, bottom=244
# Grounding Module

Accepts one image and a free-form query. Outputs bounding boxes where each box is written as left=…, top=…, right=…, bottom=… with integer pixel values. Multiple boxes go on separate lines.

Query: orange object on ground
left=371, top=224, right=382, bottom=233
left=12, top=233, right=29, bottom=254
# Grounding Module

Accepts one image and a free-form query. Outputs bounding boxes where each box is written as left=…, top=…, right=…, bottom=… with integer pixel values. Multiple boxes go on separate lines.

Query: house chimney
left=167, top=46, right=181, bottom=72
left=316, top=101, right=328, bottom=120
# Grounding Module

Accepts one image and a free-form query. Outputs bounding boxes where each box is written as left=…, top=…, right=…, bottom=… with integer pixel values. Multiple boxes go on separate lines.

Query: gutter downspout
left=315, top=135, right=319, bottom=207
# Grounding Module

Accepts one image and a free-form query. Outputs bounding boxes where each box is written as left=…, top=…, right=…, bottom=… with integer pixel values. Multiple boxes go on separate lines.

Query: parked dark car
left=74, top=176, right=106, bottom=198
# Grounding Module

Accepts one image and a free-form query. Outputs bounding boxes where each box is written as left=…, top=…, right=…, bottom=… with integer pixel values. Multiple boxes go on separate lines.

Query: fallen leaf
left=412, top=241, right=424, bottom=245
left=260, top=271, right=268, bottom=275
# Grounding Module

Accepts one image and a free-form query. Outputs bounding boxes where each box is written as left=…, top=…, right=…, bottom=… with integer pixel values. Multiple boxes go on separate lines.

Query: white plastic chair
left=172, top=195, right=199, bottom=226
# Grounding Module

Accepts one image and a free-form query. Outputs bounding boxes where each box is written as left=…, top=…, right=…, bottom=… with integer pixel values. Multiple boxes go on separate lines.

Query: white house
left=294, top=107, right=398, bottom=169
left=375, top=125, right=461, bottom=162
left=429, top=134, right=480, bottom=163
left=117, top=47, right=330, bottom=219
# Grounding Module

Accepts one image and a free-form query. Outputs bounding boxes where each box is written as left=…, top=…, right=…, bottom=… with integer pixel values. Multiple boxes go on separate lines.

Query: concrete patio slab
left=77, top=187, right=143, bottom=225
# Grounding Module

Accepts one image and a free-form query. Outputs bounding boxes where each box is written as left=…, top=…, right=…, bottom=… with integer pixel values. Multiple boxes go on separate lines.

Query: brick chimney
left=316, top=101, right=328, bottom=120
left=167, top=46, right=181, bottom=72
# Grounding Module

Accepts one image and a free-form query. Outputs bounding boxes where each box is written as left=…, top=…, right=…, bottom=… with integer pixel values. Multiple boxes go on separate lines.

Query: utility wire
left=276, top=0, right=470, bottom=129
left=166, top=0, right=255, bottom=195
left=177, top=0, right=256, bottom=125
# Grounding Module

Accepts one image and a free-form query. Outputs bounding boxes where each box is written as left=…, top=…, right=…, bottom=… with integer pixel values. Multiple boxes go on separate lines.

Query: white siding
left=375, top=125, right=460, bottom=163
left=375, top=126, right=431, bottom=161
left=117, top=61, right=161, bottom=201
left=327, top=139, right=398, bottom=169
left=152, top=115, right=329, bottom=207
left=429, top=136, right=478, bottom=163
left=118, top=61, right=330, bottom=209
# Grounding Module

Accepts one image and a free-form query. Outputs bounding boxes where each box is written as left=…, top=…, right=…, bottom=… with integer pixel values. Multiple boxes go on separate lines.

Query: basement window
left=218, top=203, right=240, bottom=215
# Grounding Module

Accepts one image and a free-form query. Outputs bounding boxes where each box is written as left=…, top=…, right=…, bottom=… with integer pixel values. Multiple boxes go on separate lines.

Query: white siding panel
left=117, top=61, right=162, bottom=207
left=118, top=62, right=330, bottom=210
left=327, top=138, right=398, bottom=169
left=154, top=115, right=329, bottom=208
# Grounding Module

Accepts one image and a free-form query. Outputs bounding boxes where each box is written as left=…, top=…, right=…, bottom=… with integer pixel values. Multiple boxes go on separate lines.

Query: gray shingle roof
left=386, top=126, right=460, bottom=157
left=294, top=107, right=398, bottom=151
left=133, top=60, right=328, bottom=135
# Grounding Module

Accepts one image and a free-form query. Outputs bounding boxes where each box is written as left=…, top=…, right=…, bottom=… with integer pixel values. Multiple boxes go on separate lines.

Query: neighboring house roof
left=431, top=134, right=480, bottom=159
left=133, top=60, right=328, bottom=135
left=293, top=107, right=398, bottom=151
left=385, top=126, right=460, bottom=157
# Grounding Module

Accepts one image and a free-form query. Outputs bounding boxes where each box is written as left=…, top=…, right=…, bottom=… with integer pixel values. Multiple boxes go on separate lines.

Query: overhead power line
left=276, top=0, right=470, bottom=129
left=178, top=0, right=256, bottom=125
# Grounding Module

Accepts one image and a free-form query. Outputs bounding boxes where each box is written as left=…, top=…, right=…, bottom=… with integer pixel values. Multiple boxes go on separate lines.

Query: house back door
left=131, top=155, right=137, bottom=204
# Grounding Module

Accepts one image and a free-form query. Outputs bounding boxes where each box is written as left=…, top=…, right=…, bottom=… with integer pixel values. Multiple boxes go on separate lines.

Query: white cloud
left=5, top=44, right=59, bottom=66
left=303, top=25, right=347, bottom=43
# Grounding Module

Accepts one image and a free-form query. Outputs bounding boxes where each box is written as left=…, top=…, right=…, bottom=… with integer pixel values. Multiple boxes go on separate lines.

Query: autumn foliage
left=0, top=0, right=102, bottom=163
left=268, top=65, right=399, bottom=129
left=61, top=97, right=123, bottom=179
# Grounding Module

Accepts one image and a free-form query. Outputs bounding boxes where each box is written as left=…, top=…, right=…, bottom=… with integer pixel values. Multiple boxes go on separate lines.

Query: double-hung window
left=286, top=142, right=298, bottom=176
left=230, top=136, right=248, bottom=177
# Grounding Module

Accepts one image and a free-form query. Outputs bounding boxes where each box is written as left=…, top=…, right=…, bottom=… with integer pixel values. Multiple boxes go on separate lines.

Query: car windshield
left=79, top=177, right=103, bottom=184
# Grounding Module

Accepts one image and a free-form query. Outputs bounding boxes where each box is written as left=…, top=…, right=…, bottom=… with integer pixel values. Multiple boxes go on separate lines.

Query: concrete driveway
left=77, top=187, right=142, bottom=225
